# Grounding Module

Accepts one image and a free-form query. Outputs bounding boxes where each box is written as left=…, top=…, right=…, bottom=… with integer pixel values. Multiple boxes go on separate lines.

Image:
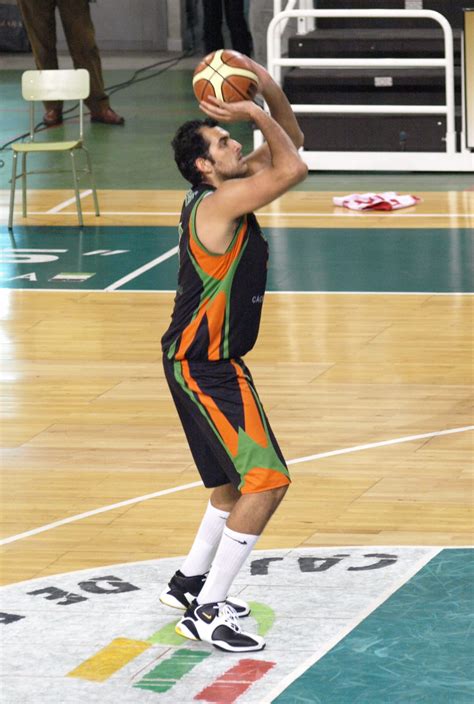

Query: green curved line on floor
left=249, top=601, right=276, bottom=636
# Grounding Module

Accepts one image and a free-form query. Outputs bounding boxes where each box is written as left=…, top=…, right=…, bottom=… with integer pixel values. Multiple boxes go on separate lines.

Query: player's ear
left=196, top=156, right=212, bottom=176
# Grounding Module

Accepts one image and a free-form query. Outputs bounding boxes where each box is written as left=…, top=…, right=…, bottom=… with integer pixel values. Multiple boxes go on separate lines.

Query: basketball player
left=160, top=59, right=307, bottom=652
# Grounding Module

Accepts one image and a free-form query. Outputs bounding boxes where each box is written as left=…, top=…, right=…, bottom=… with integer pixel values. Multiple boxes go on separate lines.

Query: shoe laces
left=218, top=602, right=241, bottom=633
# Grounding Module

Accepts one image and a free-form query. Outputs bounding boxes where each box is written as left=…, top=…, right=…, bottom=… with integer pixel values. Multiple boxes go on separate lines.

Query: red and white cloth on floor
left=333, top=192, right=421, bottom=211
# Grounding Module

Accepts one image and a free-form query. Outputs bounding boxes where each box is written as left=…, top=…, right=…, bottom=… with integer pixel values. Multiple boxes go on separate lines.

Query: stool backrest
left=21, top=69, right=90, bottom=101
left=21, top=69, right=90, bottom=141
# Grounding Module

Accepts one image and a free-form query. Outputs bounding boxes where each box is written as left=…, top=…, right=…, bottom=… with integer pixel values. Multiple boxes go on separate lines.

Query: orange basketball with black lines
left=193, top=49, right=259, bottom=104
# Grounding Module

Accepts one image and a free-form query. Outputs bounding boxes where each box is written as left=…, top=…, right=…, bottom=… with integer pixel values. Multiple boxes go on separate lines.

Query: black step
left=283, top=67, right=461, bottom=106
left=297, top=112, right=461, bottom=152
left=288, top=28, right=461, bottom=61
left=312, top=1, right=466, bottom=30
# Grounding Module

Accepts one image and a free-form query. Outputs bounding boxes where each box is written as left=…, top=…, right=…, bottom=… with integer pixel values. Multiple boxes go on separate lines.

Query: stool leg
left=82, top=147, right=100, bottom=217
left=70, top=150, right=83, bottom=228
left=21, top=152, right=27, bottom=218
left=8, top=152, right=18, bottom=231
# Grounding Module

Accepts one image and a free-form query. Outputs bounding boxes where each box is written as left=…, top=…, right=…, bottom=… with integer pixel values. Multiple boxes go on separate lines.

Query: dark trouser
left=16, top=0, right=109, bottom=113
left=202, top=0, right=253, bottom=56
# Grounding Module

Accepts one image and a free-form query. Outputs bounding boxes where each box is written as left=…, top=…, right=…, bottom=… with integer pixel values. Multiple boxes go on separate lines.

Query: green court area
left=1, top=68, right=474, bottom=192
left=275, top=549, right=474, bottom=704
left=0, top=225, right=472, bottom=292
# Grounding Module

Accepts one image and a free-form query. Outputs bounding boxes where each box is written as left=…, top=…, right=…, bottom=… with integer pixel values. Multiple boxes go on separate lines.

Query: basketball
left=193, top=49, right=259, bottom=104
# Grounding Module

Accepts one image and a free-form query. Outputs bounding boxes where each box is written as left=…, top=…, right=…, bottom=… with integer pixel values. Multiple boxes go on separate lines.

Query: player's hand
left=247, top=59, right=272, bottom=94
left=199, top=96, right=259, bottom=123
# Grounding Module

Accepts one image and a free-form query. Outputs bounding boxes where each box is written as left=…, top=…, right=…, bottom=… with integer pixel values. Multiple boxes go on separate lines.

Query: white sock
left=196, top=526, right=259, bottom=605
left=180, top=501, right=229, bottom=577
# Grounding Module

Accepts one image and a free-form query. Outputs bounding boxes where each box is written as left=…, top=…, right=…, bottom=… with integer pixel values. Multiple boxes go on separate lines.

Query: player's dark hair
left=171, top=118, right=218, bottom=186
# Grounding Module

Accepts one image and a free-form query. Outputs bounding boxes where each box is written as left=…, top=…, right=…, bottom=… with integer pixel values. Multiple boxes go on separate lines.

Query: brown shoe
left=43, top=108, right=63, bottom=126
left=90, top=107, right=125, bottom=125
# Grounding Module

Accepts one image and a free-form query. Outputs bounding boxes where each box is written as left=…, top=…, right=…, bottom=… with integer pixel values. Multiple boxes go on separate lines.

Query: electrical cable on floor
left=0, top=49, right=195, bottom=169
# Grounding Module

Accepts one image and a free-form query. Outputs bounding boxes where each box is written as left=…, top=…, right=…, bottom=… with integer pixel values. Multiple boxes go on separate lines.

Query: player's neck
left=201, top=174, right=220, bottom=189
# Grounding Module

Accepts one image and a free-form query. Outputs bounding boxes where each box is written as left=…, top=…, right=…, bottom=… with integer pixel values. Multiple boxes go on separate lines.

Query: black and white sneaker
left=160, top=570, right=250, bottom=617
left=175, top=601, right=265, bottom=652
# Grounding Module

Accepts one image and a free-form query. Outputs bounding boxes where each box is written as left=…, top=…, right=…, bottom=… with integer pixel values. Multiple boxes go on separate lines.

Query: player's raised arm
left=196, top=96, right=307, bottom=249
left=243, top=60, right=305, bottom=174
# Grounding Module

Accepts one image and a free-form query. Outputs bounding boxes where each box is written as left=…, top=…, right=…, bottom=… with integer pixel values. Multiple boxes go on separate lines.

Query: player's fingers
left=198, top=104, right=230, bottom=122
left=200, top=96, right=229, bottom=110
left=199, top=101, right=230, bottom=118
left=205, top=95, right=226, bottom=108
left=199, top=99, right=226, bottom=113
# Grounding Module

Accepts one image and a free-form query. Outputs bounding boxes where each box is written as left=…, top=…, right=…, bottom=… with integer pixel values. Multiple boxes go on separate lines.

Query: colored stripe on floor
left=67, top=637, right=150, bottom=682
left=196, top=659, right=275, bottom=703
left=134, top=648, right=211, bottom=694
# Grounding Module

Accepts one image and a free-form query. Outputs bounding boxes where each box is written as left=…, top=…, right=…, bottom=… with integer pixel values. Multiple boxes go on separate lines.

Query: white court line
left=109, top=290, right=473, bottom=296
left=260, top=547, right=442, bottom=704
left=24, top=210, right=474, bottom=218
left=46, top=189, right=93, bottom=214
left=268, top=290, right=474, bottom=295
left=288, top=425, right=474, bottom=465
left=258, top=212, right=474, bottom=218
left=0, top=248, right=67, bottom=253
left=105, top=245, right=178, bottom=291
left=6, top=289, right=473, bottom=296
left=0, top=424, right=471, bottom=547
left=0, top=481, right=203, bottom=547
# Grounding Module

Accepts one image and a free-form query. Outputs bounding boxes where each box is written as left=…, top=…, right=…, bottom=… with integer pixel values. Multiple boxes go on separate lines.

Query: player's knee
left=269, top=483, right=289, bottom=509
left=211, top=483, right=241, bottom=511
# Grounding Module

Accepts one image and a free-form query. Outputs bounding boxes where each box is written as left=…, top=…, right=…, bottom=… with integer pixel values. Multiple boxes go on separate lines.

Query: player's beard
left=215, top=158, right=248, bottom=181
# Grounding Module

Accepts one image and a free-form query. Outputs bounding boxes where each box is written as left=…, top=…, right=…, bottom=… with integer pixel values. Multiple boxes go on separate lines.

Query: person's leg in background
left=202, top=0, right=224, bottom=53
left=223, top=0, right=253, bottom=56
left=16, top=0, right=63, bottom=123
left=57, top=0, right=124, bottom=124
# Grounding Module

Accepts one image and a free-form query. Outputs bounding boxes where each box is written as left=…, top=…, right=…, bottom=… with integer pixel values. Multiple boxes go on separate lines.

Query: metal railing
left=266, top=9, right=457, bottom=155
left=273, top=0, right=315, bottom=37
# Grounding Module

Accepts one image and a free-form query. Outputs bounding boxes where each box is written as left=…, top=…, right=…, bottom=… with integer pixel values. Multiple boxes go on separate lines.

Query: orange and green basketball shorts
left=163, top=356, right=291, bottom=494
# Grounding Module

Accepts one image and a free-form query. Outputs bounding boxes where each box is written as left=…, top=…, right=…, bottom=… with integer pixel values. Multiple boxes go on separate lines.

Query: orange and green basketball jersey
left=161, top=183, right=269, bottom=361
